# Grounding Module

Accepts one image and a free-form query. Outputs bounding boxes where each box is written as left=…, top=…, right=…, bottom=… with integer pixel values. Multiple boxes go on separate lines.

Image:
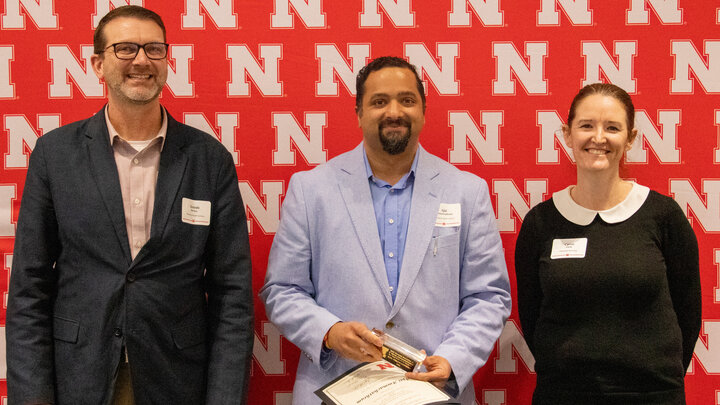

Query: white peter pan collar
left=552, top=182, right=650, bottom=225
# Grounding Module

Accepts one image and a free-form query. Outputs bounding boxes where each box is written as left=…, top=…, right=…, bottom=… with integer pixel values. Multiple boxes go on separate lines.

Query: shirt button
left=114, top=328, right=123, bottom=337
left=389, top=189, right=394, bottom=193
left=133, top=158, right=140, bottom=165
left=388, top=252, right=394, bottom=258
left=385, top=321, right=395, bottom=329
left=134, top=198, right=141, bottom=205
left=388, top=218, right=394, bottom=224
left=389, top=286, right=394, bottom=292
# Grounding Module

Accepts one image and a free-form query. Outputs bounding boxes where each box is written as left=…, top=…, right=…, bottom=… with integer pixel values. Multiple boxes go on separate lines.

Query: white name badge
left=550, top=238, right=587, bottom=259
left=435, top=203, right=461, bottom=227
left=182, top=197, right=211, bottom=226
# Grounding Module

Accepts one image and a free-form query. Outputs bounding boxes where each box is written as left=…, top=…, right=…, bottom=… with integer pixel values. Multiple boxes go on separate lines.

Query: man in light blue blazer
left=260, top=56, right=511, bottom=404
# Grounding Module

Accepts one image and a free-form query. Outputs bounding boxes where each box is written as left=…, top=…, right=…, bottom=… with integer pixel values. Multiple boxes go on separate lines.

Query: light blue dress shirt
left=363, top=147, right=419, bottom=302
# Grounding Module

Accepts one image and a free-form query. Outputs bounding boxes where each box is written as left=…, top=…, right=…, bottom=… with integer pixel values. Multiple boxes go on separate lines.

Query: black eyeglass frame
left=103, top=42, right=170, bottom=60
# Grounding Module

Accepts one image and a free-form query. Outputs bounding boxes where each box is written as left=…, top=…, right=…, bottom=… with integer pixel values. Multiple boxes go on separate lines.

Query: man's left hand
left=405, top=353, right=451, bottom=387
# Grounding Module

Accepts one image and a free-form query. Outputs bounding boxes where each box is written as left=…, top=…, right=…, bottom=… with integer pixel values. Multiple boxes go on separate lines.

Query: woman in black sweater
left=515, top=83, right=701, bottom=405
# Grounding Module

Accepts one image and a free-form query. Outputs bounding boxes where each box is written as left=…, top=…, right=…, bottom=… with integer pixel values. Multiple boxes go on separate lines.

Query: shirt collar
left=105, top=105, right=168, bottom=150
left=362, top=146, right=420, bottom=188
left=552, top=182, right=650, bottom=225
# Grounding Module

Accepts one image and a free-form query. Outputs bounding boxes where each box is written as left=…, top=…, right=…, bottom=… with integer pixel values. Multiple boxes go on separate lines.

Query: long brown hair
left=567, top=83, right=635, bottom=131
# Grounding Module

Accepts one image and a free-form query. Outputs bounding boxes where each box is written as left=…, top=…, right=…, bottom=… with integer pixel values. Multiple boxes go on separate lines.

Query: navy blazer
left=7, top=108, right=253, bottom=404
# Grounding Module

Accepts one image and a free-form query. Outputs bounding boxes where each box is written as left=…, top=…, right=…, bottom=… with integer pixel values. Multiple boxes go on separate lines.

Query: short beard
left=378, top=118, right=412, bottom=155
left=109, top=81, right=164, bottom=106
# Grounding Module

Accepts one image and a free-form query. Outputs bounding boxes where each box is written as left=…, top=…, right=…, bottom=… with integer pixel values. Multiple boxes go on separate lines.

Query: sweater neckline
left=552, top=182, right=650, bottom=225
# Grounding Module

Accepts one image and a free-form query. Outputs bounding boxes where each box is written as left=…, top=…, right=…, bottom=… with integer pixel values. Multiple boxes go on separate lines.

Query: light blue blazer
left=260, top=144, right=511, bottom=404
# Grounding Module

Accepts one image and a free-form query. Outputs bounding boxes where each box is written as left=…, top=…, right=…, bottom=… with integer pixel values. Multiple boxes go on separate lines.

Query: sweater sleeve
left=514, top=207, right=543, bottom=353
left=661, top=198, right=701, bottom=371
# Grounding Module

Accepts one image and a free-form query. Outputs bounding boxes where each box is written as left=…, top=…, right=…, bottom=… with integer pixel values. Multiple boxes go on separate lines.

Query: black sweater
left=515, top=189, right=701, bottom=405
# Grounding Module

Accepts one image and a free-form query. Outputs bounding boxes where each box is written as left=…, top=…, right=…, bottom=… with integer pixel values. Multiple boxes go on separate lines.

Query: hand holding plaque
left=326, top=322, right=383, bottom=363
left=370, top=328, right=426, bottom=372
left=371, top=329, right=453, bottom=387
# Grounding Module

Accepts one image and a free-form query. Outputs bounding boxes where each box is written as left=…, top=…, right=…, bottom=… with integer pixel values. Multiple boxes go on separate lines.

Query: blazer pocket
left=435, top=232, right=459, bottom=248
left=53, top=316, right=79, bottom=343
left=428, top=232, right=461, bottom=261
left=432, top=225, right=460, bottom=238
left=171, top=311, right=206, bottom=349
left=431, top=227, right=460, bottom=248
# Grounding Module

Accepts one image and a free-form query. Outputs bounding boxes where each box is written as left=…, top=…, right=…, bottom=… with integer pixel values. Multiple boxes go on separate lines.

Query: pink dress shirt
left=105, top=108, right=168, bottom=259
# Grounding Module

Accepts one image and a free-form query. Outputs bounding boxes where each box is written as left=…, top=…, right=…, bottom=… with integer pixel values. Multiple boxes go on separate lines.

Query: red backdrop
left=1, top=1, right=719, bottom=404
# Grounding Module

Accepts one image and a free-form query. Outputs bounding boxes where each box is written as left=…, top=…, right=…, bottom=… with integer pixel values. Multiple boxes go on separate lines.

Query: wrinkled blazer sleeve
left=432, top=177, right=512, bottom=391
left=6, top=135, right=59, bottom=404
left=259, top=171, right=342, bottom=368
left=203, top=150, right=254, bottom=404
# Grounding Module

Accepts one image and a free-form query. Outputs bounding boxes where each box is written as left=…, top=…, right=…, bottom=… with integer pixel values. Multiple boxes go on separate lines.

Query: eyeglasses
left=103, top=42, right=169, bottom=60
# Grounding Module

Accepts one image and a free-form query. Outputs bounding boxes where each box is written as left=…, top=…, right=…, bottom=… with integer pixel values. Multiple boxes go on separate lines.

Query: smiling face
left=357, top=67, right=425, bottom=156
left=91, top=17, right=167, bottom=108
left=563, top=94, right=637, bottom=175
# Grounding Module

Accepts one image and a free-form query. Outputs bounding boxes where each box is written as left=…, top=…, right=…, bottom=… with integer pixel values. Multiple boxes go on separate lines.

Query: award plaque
left=371, top=328, right=426, bottom=373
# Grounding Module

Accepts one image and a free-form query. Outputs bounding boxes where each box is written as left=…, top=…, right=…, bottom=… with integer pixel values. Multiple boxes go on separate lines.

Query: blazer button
left=114, top=328, right=123, bottom=337
left=126, top=272, right=136, bottom=282
left=385, top=321, right=395, bottom=330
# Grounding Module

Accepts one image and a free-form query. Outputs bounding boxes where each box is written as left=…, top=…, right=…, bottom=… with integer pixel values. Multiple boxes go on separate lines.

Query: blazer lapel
left=335, top=144, right=393, bottom=307
left=391, top=147, right=441, bottom=316
left=133, top=113, right=188, bottom=265
left=85, top=108, right=132, bottom=265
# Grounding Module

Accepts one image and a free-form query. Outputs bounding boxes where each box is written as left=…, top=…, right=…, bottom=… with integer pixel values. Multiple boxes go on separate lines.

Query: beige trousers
left=111, top=362, right=135, bottom=405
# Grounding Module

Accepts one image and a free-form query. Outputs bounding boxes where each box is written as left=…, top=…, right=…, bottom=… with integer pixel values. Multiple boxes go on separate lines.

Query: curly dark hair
left=355, top=56, right=425, bottom=113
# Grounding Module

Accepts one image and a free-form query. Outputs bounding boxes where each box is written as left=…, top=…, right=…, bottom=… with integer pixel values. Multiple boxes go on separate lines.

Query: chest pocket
left=430, top=226, right=460, bottom=253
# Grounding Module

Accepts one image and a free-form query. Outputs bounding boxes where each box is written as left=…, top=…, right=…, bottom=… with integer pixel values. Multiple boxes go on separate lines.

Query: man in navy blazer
left=260, top=57, right=511, bottom=404
left=6, top=6, right=253, bottom=404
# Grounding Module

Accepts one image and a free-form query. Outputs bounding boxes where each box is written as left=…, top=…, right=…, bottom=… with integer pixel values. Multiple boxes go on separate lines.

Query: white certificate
left=315, top=361, right=458, bottom=405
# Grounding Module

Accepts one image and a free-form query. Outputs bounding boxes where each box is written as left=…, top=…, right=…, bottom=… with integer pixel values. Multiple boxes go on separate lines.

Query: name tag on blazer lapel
left=435, top=203, right=461, bottom=227
left=182, top=197, right=211, bottom=226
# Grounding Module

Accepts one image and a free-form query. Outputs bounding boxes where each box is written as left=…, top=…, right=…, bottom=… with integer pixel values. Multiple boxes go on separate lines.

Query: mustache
left=379, top=117, right=411, bottom=130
